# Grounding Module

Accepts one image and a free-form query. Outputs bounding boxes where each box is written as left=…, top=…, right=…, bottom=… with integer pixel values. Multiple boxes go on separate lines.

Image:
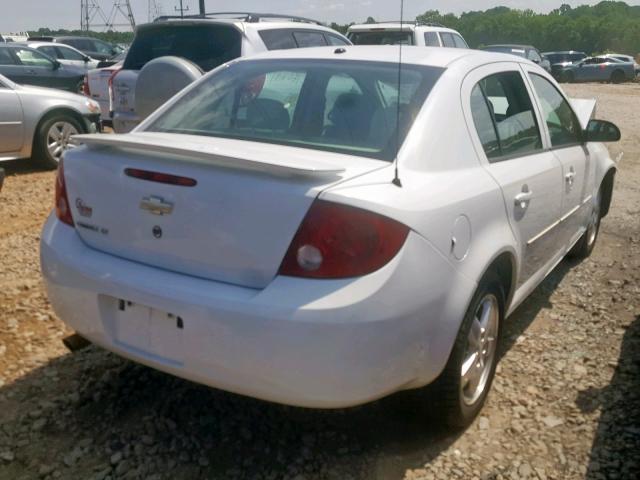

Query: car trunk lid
left=63, top=133, right=386, bottom=289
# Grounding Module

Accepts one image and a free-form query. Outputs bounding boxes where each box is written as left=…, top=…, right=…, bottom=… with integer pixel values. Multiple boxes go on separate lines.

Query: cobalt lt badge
left=153, top=226, right=162, bottom=239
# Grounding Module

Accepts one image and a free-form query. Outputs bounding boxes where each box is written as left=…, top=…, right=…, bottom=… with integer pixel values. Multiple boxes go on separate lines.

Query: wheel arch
left=599, top=167, right=616, bottom=218
left=31, top=107, right=88, bottom=155
left=476, top=249, right=518, bottom=314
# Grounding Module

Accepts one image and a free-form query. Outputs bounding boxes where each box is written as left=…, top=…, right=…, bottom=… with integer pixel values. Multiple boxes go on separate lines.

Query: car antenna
left=392, top=0, right=404, bottom=188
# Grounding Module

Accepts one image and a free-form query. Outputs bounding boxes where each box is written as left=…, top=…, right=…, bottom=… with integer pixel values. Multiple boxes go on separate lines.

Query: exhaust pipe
left=63, top=333, right=91, bottom=352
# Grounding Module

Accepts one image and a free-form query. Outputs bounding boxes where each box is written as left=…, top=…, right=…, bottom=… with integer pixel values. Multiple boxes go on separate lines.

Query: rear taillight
left=55, top=160, right=74, bottom=227
left=81, top=75, right=90, bottom=97
left=279, top=200, right=409, bottom=279
left=108, top=69, right=120, bottom=114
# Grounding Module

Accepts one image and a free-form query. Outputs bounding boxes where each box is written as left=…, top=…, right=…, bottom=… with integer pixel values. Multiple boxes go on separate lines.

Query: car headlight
left=85, top=100, right=101, bottom=114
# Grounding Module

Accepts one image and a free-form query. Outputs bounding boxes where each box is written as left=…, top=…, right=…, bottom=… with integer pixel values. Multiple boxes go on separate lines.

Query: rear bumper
left=40, top=215, right=475, bottom=408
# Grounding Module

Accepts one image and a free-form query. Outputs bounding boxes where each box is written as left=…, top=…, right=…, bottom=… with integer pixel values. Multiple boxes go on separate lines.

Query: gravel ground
left=0, top=83, right=638, bottom=480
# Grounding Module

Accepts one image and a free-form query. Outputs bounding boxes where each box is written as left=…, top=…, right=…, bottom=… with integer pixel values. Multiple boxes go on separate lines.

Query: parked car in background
left=97, top=50, right=126, bottom=69
left=0, top=73, right=100, bottom=168
left=543, top=51, right=587, bottom=80
left=479, top=44, right=551, bottom=72
left=0, top=44, right=86, bottom=92
left=556, top=56, right=636, bottom=83
left=18, top=41, right=99, bottom=70
left=600, top=53, right=639, bottom=75
left=42, top=46, right=619, bottom=428
left=347, top=21, right=468, bottom=48
left=28, top=36, right=124, bottom=61
left=111, top=12, right=351, bottom=132
left=84, top=60, right=123, bottom=127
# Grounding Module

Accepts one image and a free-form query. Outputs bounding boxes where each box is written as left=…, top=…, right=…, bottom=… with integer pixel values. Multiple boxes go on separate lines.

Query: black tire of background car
left=417, top=272, right=505, bottom=428
left=0, top=167, right=4, bottom=192
left=610, top=70, right=625, bottom=84
left=568, top=189, right=602, bottom=260
left=563, top=71, right=575, bottom=83
left=33, top=114, right=85, bottom=170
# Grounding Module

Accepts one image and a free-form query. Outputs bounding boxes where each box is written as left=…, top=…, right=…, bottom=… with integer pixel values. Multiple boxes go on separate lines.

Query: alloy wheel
left=460, top=294, right=500, bottom=406
left=46, top=121, right=79, bottom=162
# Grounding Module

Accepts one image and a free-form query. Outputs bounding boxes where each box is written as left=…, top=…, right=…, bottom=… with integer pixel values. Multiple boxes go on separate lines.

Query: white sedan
left=41, top=46, right=620, bottom=427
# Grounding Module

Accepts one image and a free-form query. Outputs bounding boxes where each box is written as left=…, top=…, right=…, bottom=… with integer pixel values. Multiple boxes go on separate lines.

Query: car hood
left=15, top=84, right=99, bottom=114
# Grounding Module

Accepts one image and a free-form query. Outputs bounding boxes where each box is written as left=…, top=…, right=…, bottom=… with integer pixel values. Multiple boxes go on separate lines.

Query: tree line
left=29, top=1, right=640, bottom=55
left=331, top=1, right=640, bottom=55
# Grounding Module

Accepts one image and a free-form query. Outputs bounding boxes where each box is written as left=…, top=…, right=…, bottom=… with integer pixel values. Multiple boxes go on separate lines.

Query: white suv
left=347, top=21, right=468, bottom=48
left=112, top=13, right=351, bottom=133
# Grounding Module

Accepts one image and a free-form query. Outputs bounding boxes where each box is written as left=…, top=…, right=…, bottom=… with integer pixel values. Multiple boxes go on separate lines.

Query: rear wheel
left=421, top=273, right=504, bottom=428
left=559, top=71, right=573, bottom=83
left=610, top=70, right=625, bottom=84
left=569, top=189, right=601, bottom=260
left=33, top=114, right=84, bottom=170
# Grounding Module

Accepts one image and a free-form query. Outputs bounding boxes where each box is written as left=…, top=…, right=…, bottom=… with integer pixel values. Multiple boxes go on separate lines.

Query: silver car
left=0, top=73, right=101, bottom=169
left=558, top=56, right=636, bottom=83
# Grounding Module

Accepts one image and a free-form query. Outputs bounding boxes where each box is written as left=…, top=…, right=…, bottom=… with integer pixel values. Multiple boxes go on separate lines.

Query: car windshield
left=349, top=31, right=413, bottom=46
left=546, top=53, right=585, bottom=64
left=483, top=46, right=527, bottom=58
left=124, top=24, right=241, bottom=71
left=147, top=59, right=443, bottom=161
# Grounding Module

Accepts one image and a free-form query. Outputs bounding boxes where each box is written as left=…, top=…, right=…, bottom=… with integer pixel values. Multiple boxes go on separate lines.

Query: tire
left=420, top=272, right=505, bottom=428
left=610, top=70, right=625, bottom=84
left=568, top=189, right=602, bottom=260
left=33, top=114, right=85, bottom=170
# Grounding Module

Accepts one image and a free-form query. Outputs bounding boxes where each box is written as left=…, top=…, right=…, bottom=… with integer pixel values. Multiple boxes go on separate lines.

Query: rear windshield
left=348, top=31, right=413, bottom=46
left=123, top=24, right=241, bottom=71
left=147, top=59, right=443, bottom=161
left=546, top=53, right=586, bottom=64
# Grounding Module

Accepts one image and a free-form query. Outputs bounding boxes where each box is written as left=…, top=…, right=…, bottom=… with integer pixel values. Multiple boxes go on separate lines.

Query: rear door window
left=424, top=32, right=440, bottom=46
left=292, top=31, right=327, bottom=48
left=38, top=45, right=59, bottom=59
left=259, top=30, right=297, bottom=50
left=452, top=34, right=468, bottom=48
left=471, top=71, right=542, bottom=160
left=440, top=32, right=456, bottom=48
left=124, top=25, right=241, bottom=71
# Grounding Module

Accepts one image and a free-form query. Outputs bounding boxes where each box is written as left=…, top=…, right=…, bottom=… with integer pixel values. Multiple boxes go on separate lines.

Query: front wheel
left=422, top=273, right=504, bottom=427
left=610, top=70, right=625, bottom=84
left=568, top=190, right=601, bottom=260
left=33, top=114, right=84, bottom=170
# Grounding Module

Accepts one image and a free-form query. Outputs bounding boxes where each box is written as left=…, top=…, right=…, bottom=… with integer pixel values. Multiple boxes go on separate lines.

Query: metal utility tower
left=174, top=0, right=190, bottom=18
left=80, top=0, right=136, bottom=31
left=148, top=0, right=163, bottom=22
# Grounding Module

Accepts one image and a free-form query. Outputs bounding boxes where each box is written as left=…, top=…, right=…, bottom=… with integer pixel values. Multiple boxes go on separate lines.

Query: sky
left=1, top=0, right=640, bottom=33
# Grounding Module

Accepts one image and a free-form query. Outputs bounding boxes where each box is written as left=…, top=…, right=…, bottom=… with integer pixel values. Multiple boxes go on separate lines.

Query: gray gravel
left=0, top=83, right=639, bottom=480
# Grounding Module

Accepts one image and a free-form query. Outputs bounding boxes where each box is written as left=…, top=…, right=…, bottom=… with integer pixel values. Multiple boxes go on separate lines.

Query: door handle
left=514, top=188, right=533, bottom=209
left=565, top=167, right=576, bottom=186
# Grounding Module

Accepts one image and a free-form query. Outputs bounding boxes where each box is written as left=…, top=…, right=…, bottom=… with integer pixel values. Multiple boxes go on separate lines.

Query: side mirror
left=83, top=56, right=90, bottom=63
left=52, top=60, right=61, bottom=70
left=585, top=119, right=621, bottom=142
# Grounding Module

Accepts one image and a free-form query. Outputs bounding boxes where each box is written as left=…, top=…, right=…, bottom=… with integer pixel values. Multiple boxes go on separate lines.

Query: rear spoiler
left=73, top=133, right=346, bottom=177
left=569, top=98, right=596, bottom=129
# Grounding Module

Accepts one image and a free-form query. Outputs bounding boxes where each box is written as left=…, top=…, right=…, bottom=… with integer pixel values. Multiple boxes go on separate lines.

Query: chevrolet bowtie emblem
left=140, top=196, right=174, bottom=216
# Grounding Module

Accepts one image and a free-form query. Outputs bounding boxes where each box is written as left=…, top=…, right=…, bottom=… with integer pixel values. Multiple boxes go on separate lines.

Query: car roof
left=235, top=45, right=514, bottom=69
left=542, top=50, right=586, bottom=55
left=482, top=44, right=535, bottom=50
left=348, top=23, right=459, bottom=34
left=137, top=18, right=344, bottom=35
